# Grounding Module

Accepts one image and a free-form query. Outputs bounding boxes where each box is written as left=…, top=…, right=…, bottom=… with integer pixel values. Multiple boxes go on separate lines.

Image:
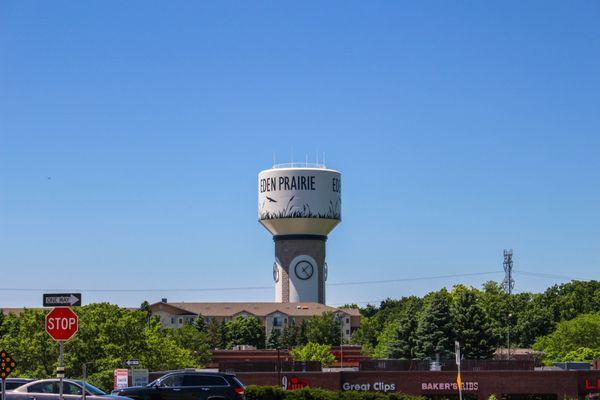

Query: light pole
left=336, top=314, right=344, bottom=369
left=82, top=362, right=94, bottom=400
left=507, top=313, right=512, bottom=360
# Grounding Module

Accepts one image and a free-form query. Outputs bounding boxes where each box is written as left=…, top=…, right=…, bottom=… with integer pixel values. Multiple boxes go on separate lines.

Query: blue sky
left=1, top=1, right=599, bottom=308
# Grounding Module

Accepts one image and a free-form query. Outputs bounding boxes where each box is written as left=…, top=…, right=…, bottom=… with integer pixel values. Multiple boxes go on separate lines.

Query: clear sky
left=1, top=1, right=599, bottom=308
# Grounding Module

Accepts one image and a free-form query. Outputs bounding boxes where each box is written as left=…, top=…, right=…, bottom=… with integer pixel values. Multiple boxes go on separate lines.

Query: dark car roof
left=158, top=371, right=235, bottom=378
left=162, top=370, right=227, bottom=375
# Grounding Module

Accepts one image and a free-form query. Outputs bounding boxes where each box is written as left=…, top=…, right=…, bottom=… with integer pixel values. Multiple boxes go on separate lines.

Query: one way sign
left=43, top=293, right=82, bottom=307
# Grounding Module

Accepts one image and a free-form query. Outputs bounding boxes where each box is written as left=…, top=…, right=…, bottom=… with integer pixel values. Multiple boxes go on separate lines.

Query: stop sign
left=45, top=307, right=79, bottom=341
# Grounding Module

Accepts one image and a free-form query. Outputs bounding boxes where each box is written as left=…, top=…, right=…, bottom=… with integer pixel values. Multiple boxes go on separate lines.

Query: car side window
left=6, top=382, right=25, bottom=390
left=183, top=375, right=228, bottom=387
left=161, top=375, right=183, bottom=387
left=63, top=382, right=83, bottom=395
left=28, top=382, right=58, bottom=393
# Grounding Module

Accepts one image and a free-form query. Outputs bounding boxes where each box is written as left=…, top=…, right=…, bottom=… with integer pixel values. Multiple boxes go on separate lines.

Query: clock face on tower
left=294, top=260, right=314, bottom=280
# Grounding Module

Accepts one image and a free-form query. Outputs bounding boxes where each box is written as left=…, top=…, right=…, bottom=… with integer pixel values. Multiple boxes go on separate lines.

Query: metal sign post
left=124, top=360, right=139, bottom=387
left=45, top=307, right=78, bottom=400
left=455, top=341, right=463, bottom=400
left=58, top=341, right=65, bottom=400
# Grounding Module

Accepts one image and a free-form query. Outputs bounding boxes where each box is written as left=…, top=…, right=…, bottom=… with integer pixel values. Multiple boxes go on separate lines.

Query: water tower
left=258, top=163, right=341, bottom=304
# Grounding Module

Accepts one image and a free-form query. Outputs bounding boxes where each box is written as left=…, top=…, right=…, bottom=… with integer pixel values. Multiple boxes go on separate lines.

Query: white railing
left=272, top=162, right=327, bottom=169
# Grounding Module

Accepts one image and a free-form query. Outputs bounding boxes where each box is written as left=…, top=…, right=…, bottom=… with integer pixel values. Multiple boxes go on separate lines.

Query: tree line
left=0, top=279, right=598, bottom=391
left=349, top=280, right=600, bottom=362
left=0, top=304, right=343, bottom=390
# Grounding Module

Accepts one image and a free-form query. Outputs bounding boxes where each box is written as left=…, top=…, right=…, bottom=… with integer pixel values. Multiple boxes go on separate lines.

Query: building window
left=346, top=318, right=349, bottom=324
left=178, top=317, right=183, bottom=324
left=346, top=329, right=350, bottom=335
left=170, top=317, right=175, bottom=324
left=273, top=316, right=282, bottom=327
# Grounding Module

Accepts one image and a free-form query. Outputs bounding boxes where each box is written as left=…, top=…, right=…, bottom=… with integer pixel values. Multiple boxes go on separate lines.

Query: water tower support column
left=274, top=234, right=326, bottom=304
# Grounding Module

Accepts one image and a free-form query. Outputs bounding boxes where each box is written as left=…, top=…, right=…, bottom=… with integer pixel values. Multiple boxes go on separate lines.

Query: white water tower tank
left=258, top=163, right=341, bottom=303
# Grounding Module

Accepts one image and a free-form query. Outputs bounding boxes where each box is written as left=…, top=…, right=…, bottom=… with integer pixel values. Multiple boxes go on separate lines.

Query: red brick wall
left=236, top=370, right=600, bottom=400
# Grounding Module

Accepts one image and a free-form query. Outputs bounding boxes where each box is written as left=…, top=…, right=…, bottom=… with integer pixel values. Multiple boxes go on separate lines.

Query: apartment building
left=149, top=300, right=360, bottom=342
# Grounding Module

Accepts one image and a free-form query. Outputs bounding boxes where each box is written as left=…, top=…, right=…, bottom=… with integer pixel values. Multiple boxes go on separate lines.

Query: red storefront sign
left=585, top=378, right=600, bottom=392
left=282, top=376, right=310, bottom=390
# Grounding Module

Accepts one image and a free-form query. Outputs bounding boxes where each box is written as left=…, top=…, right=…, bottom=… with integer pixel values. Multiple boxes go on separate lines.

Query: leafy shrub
left=246, top=386, right=423, bottom=400
left=290, top=342, right=336, bottom=367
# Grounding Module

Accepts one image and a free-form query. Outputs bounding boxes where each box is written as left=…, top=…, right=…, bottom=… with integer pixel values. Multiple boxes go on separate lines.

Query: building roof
left=151, top=302, right=356, bottom=317
left=338, top=308, right=361, bottom=317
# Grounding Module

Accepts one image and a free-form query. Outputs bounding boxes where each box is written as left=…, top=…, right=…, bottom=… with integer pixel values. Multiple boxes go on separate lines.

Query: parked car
left=114, top=371, right=245, bottom=400
left=2, top=379, right=34, bottom=391
left=8, top=379, right=132, bottom=400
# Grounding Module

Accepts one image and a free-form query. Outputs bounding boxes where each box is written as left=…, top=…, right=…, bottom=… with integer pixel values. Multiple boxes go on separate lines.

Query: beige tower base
left=273, top=235, right=326, bottom=304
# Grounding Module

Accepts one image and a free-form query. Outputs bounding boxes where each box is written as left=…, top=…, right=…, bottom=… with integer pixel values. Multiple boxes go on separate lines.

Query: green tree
left=373, top=320, right=400, bottom=358
left=280, top=324, right=300, bottom=349
left=533, top=313, right=600, bottom=364
left=512, top=293, right=555, bottom=348
left=351, top=316, right=380, bottom=349
left=393, top=300, right=421, bottom=359
left=224, top=316, right=266, bottom=349
left=563, top=347, right=600, bottom=362
left=168, top=324, right=212, bottom=365
left=298, top=320, right=308, bottom=345
left=0, top=304, right=198, bottom=391
left=194, top=314, right=206, bottom=333
left=546, top=281, right=600, bottom=322
left=290, top=342, right=336, bottom=367
left=139, top=301, right=151, bottom=315
left=451, top=286, right=495, bottom=359
left=0, top=308, right=57, bottom=378
left=415, top=289, right=454, bottom=359
left=0, top=309, right=5, bottom=338
left=304, top=312, right=341, bottom=346
left=206, top=319, right=225, bottom=349
left=360, top=304, right=379, bottom=318
left=141, top=320, right=197, bottom=376
left=479, top=281, right=510, bottom=349
left=267, top=329, right=281, bottom=349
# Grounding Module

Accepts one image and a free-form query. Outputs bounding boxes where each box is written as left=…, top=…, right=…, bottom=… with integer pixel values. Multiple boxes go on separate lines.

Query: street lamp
left=336, top=314, right=344, bottom=369
left=507, top=313, right=513, bottom=360
left=82, top=361, right=95, bottom=400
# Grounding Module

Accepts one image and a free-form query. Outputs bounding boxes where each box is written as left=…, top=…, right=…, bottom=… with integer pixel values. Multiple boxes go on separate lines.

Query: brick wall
left=236, top=370, right=600, bottom=400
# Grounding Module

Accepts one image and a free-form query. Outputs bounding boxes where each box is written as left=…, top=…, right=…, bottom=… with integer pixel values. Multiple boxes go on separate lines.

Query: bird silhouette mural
left=266, top=196, right=277, bottom=203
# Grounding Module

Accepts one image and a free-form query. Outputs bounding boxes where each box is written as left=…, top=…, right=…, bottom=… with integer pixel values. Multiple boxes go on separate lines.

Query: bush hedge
left=246, top=386, right=424, bottom=400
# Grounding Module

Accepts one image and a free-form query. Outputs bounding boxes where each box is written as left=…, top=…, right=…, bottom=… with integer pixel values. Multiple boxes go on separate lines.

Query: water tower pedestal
left=274, top=234, right=327, bottom=303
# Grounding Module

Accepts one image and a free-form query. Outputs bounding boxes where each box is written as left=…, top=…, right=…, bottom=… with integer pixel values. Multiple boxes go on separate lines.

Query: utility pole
left=337, top=314, right=344, bottom=369
left=502, top=249, right=514, bottom=360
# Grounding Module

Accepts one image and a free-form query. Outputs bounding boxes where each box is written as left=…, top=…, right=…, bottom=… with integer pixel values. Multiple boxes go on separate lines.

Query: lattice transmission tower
left=502, top=249, right=514, bottom=294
